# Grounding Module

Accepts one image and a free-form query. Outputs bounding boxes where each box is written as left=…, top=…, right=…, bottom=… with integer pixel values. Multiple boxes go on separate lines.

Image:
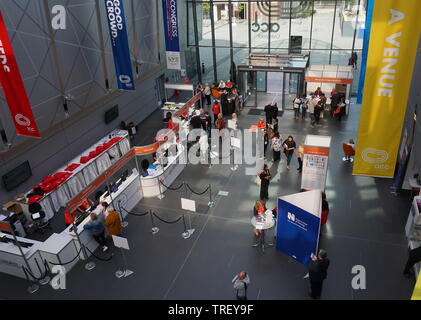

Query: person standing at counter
left=83, top=213, right=108, bottom=252
left=204, top=84, right=211, bottom=105
left=212, top=100, right=221, bottom=124
left=104, top=207, right=122, bottom=237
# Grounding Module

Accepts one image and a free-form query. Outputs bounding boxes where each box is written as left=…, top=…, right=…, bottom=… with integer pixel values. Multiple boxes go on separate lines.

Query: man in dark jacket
left=308, top=249, right=330, bottom=299
left=271, top=102, right=279, bottom=123
left=264, top=103, right=273, bottom=125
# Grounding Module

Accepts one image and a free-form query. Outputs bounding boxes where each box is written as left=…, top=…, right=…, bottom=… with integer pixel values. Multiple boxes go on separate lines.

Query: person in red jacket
left=320, top=192, right=329, bottom=237
left=212, top=100, right=221, bottom=124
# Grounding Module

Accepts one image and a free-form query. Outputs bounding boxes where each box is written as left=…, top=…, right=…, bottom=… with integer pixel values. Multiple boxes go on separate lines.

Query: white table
left=251, top=215, right=275, bottom=253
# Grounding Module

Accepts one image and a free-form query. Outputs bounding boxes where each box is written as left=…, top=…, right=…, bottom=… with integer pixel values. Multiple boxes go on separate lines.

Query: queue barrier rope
left=152, top=211, right=183, bottom=225
left=159, top=180, right=185, bottom=191
left=120, top=206, right=149, bottom=217
left=86, top=247, right=114, bottom=262
left=47, top=247, right=84, bottom=266
left=186, top=183, right=210, bottom=196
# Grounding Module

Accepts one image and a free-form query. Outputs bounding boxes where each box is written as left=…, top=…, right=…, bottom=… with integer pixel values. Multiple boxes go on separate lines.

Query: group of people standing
left=292, top=87, right=347, bottom=126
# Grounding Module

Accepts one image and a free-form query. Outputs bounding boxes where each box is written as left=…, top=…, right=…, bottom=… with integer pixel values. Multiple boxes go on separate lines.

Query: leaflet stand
left=112, top=235, right=133, bottom=278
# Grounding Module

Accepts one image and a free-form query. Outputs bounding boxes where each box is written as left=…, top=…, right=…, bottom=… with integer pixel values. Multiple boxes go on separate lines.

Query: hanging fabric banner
left=104, top=0, right=135, bottom=91
left=0, top=12, right=40, bottom=138
left=162, top=0, right=181, bottom=70
left=353, top=0, right=421, bottom=178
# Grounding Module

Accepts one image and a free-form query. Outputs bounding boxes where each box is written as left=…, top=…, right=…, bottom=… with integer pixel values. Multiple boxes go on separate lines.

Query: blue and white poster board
left=276, top=190, right=322, bottom=266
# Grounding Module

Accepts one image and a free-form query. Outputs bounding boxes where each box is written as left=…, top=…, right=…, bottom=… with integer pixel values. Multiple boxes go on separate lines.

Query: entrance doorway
left=237, top=53, right=308, bottom=110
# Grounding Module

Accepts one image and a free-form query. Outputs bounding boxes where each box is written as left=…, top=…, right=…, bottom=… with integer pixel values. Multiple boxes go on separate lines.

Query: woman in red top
left=213, top=100, right=221, bottom=124
left=257, top=118, right=266, bottom=130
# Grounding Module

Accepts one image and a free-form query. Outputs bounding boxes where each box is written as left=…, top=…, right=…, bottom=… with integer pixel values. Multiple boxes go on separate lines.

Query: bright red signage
left=0, top=12, right=40, bottom=138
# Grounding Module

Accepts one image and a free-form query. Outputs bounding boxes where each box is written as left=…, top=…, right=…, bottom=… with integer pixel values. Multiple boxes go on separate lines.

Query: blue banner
left=162, top=0, right=181, bottom=69
left=104, top=0, right=135, bottom=90
left=357, top=0, right=374, bottom=104
left=276, top=199, right=320, bottom=266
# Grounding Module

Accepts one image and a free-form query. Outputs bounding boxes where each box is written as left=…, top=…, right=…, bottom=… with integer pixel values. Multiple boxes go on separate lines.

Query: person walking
left=212, top=100, right=221, bottom=124
left=308, top=249, right=330, bottom=299
left=215, top=113, right=226, bottom=139
left=301, top=96, right=308, bottom=119
left=232, top=271, right=250, bottom=300
left=271, top=131, right=282, bottom=162
left=202, top=111, right=212, bottom=134
left=204, top=83, right=211, bottom=105
left=231, top=113, right=238, bottom=131
left=83, top=213, right=108, bottom=252
left=271, top=102, right=279, bottom=124
left=259, top=164, right=271, bottom=201
left=264, top=102, right=273, bottom=126
left=297, top=142, right=304, bottom=173
left=293, top=96, right=301, bottom=120
left=104, top=207, right=122, bottom=237
left=283, top=136, right=296, bottom=170
left=308, top=94, right=318, bottom=128
left=335, top=97, right=346, bottom=121
left=314, top=101, right=323, bottom=126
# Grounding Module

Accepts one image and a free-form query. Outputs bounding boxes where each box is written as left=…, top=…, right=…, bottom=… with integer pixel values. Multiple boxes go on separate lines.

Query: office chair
left=342, top=143, right=356, bottom=162
left=28, top=202, right=50, bottom=234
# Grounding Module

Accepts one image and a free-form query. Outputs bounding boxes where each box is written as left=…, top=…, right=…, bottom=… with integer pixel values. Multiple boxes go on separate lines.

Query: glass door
left=256, top=71, right=266, bottom=92
left=283, top=73, right=300, bottom=109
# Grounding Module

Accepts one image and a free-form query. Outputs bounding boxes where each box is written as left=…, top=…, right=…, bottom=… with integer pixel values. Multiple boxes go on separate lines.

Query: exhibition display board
left=305, top=64, right=353, bottom=102
left=276, top=190, right=322, bottom=266
left=301, top=135, right=331, bottom=191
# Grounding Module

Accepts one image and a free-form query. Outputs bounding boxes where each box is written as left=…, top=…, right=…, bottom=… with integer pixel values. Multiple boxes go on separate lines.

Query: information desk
left=63, top=169, right=142, bottom=257
left=0, top=233, right=44, bottom=279
left=141, top=144, right=186, bottom=198
left=0, top=169, right=143, bottom=279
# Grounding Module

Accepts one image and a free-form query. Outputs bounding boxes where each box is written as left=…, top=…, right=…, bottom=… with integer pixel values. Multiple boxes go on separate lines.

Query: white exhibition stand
left=301, top=135, right=332, bottom=191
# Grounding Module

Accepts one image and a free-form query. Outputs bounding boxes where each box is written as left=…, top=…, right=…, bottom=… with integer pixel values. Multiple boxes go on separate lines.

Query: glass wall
left=188, top=0, right=366, bottom=95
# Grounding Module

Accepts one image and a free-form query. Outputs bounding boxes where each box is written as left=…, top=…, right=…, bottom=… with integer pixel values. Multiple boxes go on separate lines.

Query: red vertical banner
left=0, top=12, right=40, bottom=138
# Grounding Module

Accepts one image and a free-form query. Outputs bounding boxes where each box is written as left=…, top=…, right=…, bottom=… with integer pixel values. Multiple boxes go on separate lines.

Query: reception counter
left=141, top=145, right=186, bottom=198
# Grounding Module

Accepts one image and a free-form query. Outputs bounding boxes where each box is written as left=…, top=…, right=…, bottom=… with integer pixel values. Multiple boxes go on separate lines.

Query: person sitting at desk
left=104, top=207, right=122, bottom=237
left=64, top=198, right=94, bottom=226
left=83, top=213, right=108, bottom=252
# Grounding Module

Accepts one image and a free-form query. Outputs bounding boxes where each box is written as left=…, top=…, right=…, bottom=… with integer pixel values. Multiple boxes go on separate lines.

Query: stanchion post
left=70, top=218, right=95, bottom=271
left=117, top=201, right=129, bottom=228
left=208, top=184, right=215, bottom=207
left=22, top=266, right=39, bottom=294
left=149, top=210, right=159, bottom=235
left=157, top=178, right=165, bottom=200
left=34, top=258, right=50, bottom=285
left=181, top=214, right=195, bottom=239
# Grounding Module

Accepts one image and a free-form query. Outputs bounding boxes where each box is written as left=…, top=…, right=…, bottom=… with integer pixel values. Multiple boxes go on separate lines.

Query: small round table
left=251, top=216, right=275, bottom=253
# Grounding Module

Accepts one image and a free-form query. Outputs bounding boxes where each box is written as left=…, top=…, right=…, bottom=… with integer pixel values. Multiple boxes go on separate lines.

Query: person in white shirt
left=219, top=80, right=226, bottom=89
left=232, top=271, right=250, bottom=300
left=293, top=96, right=301, bottom=120
left=308, top=94, right=318, bottom=127
left=204, top=84, right=211, bottom=105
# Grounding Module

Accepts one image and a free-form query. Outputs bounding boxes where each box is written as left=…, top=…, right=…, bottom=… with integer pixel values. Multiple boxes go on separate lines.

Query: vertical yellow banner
left=353, top=0, right=421, bottom=178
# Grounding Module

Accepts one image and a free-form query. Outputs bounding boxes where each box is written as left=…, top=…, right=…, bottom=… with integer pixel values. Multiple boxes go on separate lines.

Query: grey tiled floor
left=0, top=101, right=415, bottom=300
